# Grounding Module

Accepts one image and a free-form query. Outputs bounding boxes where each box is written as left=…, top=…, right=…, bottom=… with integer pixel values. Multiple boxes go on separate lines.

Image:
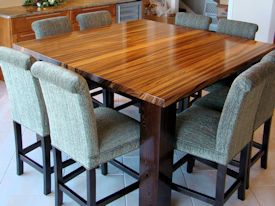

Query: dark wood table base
left=140, top=103, right=176, bottom=205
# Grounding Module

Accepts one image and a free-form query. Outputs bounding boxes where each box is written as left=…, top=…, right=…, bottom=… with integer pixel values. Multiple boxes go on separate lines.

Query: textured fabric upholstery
left=194, top=86, right=229, bottom=111
left=76, top=11, right=112, bottom=31
left=175, top=12, right=211, bottom=30
left=176, top=61, right=272, bottom=165
left=95, top=107, right=140, bottom=166
left=176, top=105, right=222, bottom=163
left=261, top=50, right=275, bottom=64
left=196, top=51, right=275, bottom=130
left=204, top=78, right=232, bottom=93
left=31, top=61, right=139, bottom=169
left=255, top=51, right=275, bottom=128
left=32, top=16, right=72, bottom=39
left=0, top=47, right=49, bottom=136
left=217, top=19, right=258, bottom=40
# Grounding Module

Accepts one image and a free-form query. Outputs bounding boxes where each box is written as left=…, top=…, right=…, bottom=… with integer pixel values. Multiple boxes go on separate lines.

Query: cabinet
left=0, top=4, right=116, bottom=48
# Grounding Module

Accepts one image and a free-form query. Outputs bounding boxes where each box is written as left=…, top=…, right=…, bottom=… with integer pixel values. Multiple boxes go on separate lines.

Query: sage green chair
left=31, top=61, right=140, bottom=206
left=31, top=15, right=105, bottom=123
left=175, top=12, right=211, bottom=112
left=193, top=51, right=275, bottom=188
left=76, top=10, right=112, bottom=31
left=32, top=16, right=72, bottom=39
left=0, top=47, right=51, bottom=195
left=204, top=19, right=259, bottom=94
left=172, top=60, right=274, bottom=205
left=175, top=12, right=212, bottom=30
left=217, top=19, right=259, bottom=40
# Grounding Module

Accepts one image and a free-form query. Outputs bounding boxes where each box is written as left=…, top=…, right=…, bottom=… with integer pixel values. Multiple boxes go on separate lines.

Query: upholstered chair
left=76, top=10, right=138, bottom=174
left=175, top=12, right=212, bottom=112
left=175, top=12, right=211, bottom=112
left=217, top=19, right=259, bottom=40
left=193, top=50, right=275, bottom=189
left=31, top=14, right=109, bottom=144
left=31, top=61, right=140, bottom=206
left=203, top=19, right=259, bottom=95
left=32, top=16, right=72, bottom=39
left=175, top=12, right=212, bottom=30
left=172, top=60, right=274, bottom=205
left=76, top=10, right=112, bottom=31
left=0, top=47, right=51, bottom=195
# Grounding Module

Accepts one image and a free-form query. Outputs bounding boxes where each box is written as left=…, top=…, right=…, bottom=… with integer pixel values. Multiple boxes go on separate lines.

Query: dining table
left=13, top=19, right=275, bottom=206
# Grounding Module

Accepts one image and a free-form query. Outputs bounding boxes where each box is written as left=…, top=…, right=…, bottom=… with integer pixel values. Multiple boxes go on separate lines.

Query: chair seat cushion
left=91, top=107, right=139, bottom=168
left=175, top=105, right=228, bottom=165
left=204, top=81, right=229, bottom=93
left=194, top=87, right=229, bottom=111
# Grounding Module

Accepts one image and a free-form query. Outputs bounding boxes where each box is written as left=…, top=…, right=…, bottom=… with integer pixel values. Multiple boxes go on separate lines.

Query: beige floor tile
left=252, top=186, right=275, bottom=206
left=0, top=194, right=55, bottom=206
left=64, top=173, right=126, bottom=206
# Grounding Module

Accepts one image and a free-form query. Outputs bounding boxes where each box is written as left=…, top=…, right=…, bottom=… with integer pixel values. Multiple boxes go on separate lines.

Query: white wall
left=0, top=0, right=22, bottom=8
left=167, top=0, right=179, bottom=12
left=228, top=0, right=275, bottom=43
left=268, top=1, right=275, bottom=42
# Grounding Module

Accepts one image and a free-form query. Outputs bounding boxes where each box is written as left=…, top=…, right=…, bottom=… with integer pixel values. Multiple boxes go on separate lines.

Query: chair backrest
left=175, top=12, right=211, bottom=30
left=253, top=50, right=275, bottom=128
left=216, top=61, right=275, bottom=163
left=217, top=19, right=258, bottom=40
left=32, top=16, right=72, bottom=39
left=76, top=10, right=112, bottom=31
left=0, top=47, right=49, bottom=136
left=31, top=61, right=98, bottom=168
left=203, top=0, right=218, bottom=31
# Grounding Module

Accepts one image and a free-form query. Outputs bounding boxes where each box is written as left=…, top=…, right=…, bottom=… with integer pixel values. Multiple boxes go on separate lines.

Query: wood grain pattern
left=14, top=20, right=275, bottom=107
left=0, top=1, right=120, bottom=80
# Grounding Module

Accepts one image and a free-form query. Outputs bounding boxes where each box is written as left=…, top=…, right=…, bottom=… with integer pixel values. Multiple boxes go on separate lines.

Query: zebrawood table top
left=14, top=20, right=275, bottom=107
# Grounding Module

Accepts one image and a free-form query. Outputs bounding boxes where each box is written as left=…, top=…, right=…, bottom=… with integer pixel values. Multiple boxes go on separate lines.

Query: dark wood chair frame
left=230, top=117, right=273, bottom=189
left=53, top=147, right=139, bottom=206
left=177, top=91, right=202, bottom=113
left=13, top=121, right=75, bottom=195
left=172, top=143, right=250, bottom=206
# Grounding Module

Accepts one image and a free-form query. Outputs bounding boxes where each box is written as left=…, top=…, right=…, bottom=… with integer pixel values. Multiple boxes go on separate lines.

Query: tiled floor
left=0, top=80, right=275, bottom=206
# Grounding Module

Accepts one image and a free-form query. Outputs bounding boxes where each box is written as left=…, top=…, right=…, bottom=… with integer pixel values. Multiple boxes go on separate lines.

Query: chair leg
left=53, top=148, right=63, bottom=206
left=177, top=97, right=191, bottom=113
left=101, top=163, right=108, bottom=175
left=187, top=156, right=195, bottom=173
left=40, top=134, right=52, bottom=195
left=87, top=169, right=96, bottom=206
left=246, top=143, right=252, bottom=189
left=197, top=90, right=202, bottom=98
left=238, top=143, right=249, bottom=200
left=183, top=97, right=191, bottom=110
left=103, top=89, right=114, bottom=109
left=215, top=164, right=227, bottom=206
left=13, top=121, right=23, bottom=175
left=177, top=101, right=184, bottom=113
left=261, top=118, right=272, bottom=169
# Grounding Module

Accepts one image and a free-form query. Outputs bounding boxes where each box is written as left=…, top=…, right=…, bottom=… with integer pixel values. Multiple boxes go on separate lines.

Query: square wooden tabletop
left=14, top=20, right=275, bottom=107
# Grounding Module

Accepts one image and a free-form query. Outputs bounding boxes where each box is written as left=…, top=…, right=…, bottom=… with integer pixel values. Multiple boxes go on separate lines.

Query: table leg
left=139, top=102, right=176, bottom=206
